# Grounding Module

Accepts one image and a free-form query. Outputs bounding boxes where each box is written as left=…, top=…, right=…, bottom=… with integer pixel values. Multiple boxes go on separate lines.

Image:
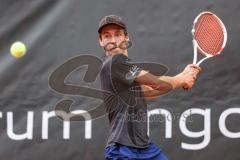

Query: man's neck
left=106, top=50, right=128, bottom=57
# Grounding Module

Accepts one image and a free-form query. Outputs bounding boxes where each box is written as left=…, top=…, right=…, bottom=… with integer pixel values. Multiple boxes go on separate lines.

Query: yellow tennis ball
left=10, top=41, right=27, bottom=58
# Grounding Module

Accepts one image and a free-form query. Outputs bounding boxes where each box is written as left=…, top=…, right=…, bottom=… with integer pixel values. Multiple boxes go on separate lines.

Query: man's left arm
left=141, top=85, right=166, bottom=100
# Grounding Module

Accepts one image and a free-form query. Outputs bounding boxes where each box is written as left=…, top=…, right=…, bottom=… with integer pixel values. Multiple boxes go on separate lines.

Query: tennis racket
left=183, top=12, right=227, bottom=90
left=191, top=11, right=227, bottom=66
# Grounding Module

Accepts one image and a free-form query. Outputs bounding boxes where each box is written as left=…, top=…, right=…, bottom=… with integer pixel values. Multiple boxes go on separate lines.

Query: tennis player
left=98, top=15, right=201, bottom=160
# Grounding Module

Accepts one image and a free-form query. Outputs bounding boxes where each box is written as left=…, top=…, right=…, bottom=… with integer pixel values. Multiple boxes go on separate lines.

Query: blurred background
left=0, top=0, right=239, bottom=159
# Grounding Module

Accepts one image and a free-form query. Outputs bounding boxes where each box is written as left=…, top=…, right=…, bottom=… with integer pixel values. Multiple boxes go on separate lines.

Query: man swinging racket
left=98, top=15, right=201, bottom=160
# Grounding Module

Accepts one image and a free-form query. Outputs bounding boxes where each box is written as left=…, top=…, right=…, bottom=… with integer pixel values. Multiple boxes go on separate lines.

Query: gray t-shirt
left=100, top=54, right=149, bottom=148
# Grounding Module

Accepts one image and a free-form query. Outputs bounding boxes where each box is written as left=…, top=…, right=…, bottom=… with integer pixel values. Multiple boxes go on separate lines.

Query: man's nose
left=109, top=37, right=117, bottom=43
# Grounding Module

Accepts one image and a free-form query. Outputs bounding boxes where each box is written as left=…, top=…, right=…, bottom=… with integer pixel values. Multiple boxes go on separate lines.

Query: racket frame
left=191, top=11, right=227, bottom=66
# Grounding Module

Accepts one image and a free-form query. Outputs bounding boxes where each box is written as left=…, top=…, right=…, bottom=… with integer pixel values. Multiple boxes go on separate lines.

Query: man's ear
left=99, top=37, right=104, bottom=47
left=125, top=35, right=130, bottom=41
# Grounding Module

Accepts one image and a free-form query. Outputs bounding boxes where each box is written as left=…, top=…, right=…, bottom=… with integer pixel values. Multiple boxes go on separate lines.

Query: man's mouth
left=103, top=41, right=132, bottom=52
left=104, top=42, right=118, bottom=51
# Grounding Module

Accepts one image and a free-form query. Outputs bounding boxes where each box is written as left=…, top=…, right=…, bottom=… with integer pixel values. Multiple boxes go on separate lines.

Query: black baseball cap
left=98, top=15, right=127, bottom=34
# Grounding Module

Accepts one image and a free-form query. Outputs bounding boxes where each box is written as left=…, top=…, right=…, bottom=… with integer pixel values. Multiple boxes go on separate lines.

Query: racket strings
left=196, top=16, right=222, bottom=54
left=195, top=14, right=224, bottom=55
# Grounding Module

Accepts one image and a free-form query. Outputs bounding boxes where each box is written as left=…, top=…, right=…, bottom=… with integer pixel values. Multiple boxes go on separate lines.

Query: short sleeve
left=111, top=54, right=142, bottom=85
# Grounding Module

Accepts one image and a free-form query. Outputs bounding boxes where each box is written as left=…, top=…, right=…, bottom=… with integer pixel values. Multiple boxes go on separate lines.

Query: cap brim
left=98, top=23, right=126, bottom=34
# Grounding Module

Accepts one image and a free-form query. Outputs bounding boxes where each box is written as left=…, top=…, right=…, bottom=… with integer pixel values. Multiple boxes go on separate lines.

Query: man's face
left=99, top=24, right=129, bottom=56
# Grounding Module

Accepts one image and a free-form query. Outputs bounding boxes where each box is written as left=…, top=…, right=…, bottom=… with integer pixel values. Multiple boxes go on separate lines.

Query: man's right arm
left=135, top=64, right=201, bottom=94
left=135, top=70, right=182, bottom=95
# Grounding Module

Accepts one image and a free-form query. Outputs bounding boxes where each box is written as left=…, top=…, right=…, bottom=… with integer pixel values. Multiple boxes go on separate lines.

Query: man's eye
left=115, top=33, right=122, bottom=37
left=103, top=35, right=110, bottom=39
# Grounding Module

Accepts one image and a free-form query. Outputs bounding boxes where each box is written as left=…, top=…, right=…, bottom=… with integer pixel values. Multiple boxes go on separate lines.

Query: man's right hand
left=175, top=64, right=202, bottom=89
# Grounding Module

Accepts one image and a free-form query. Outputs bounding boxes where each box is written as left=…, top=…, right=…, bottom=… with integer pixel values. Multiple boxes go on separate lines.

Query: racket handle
left=193, top=40, right=198, bottom=64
